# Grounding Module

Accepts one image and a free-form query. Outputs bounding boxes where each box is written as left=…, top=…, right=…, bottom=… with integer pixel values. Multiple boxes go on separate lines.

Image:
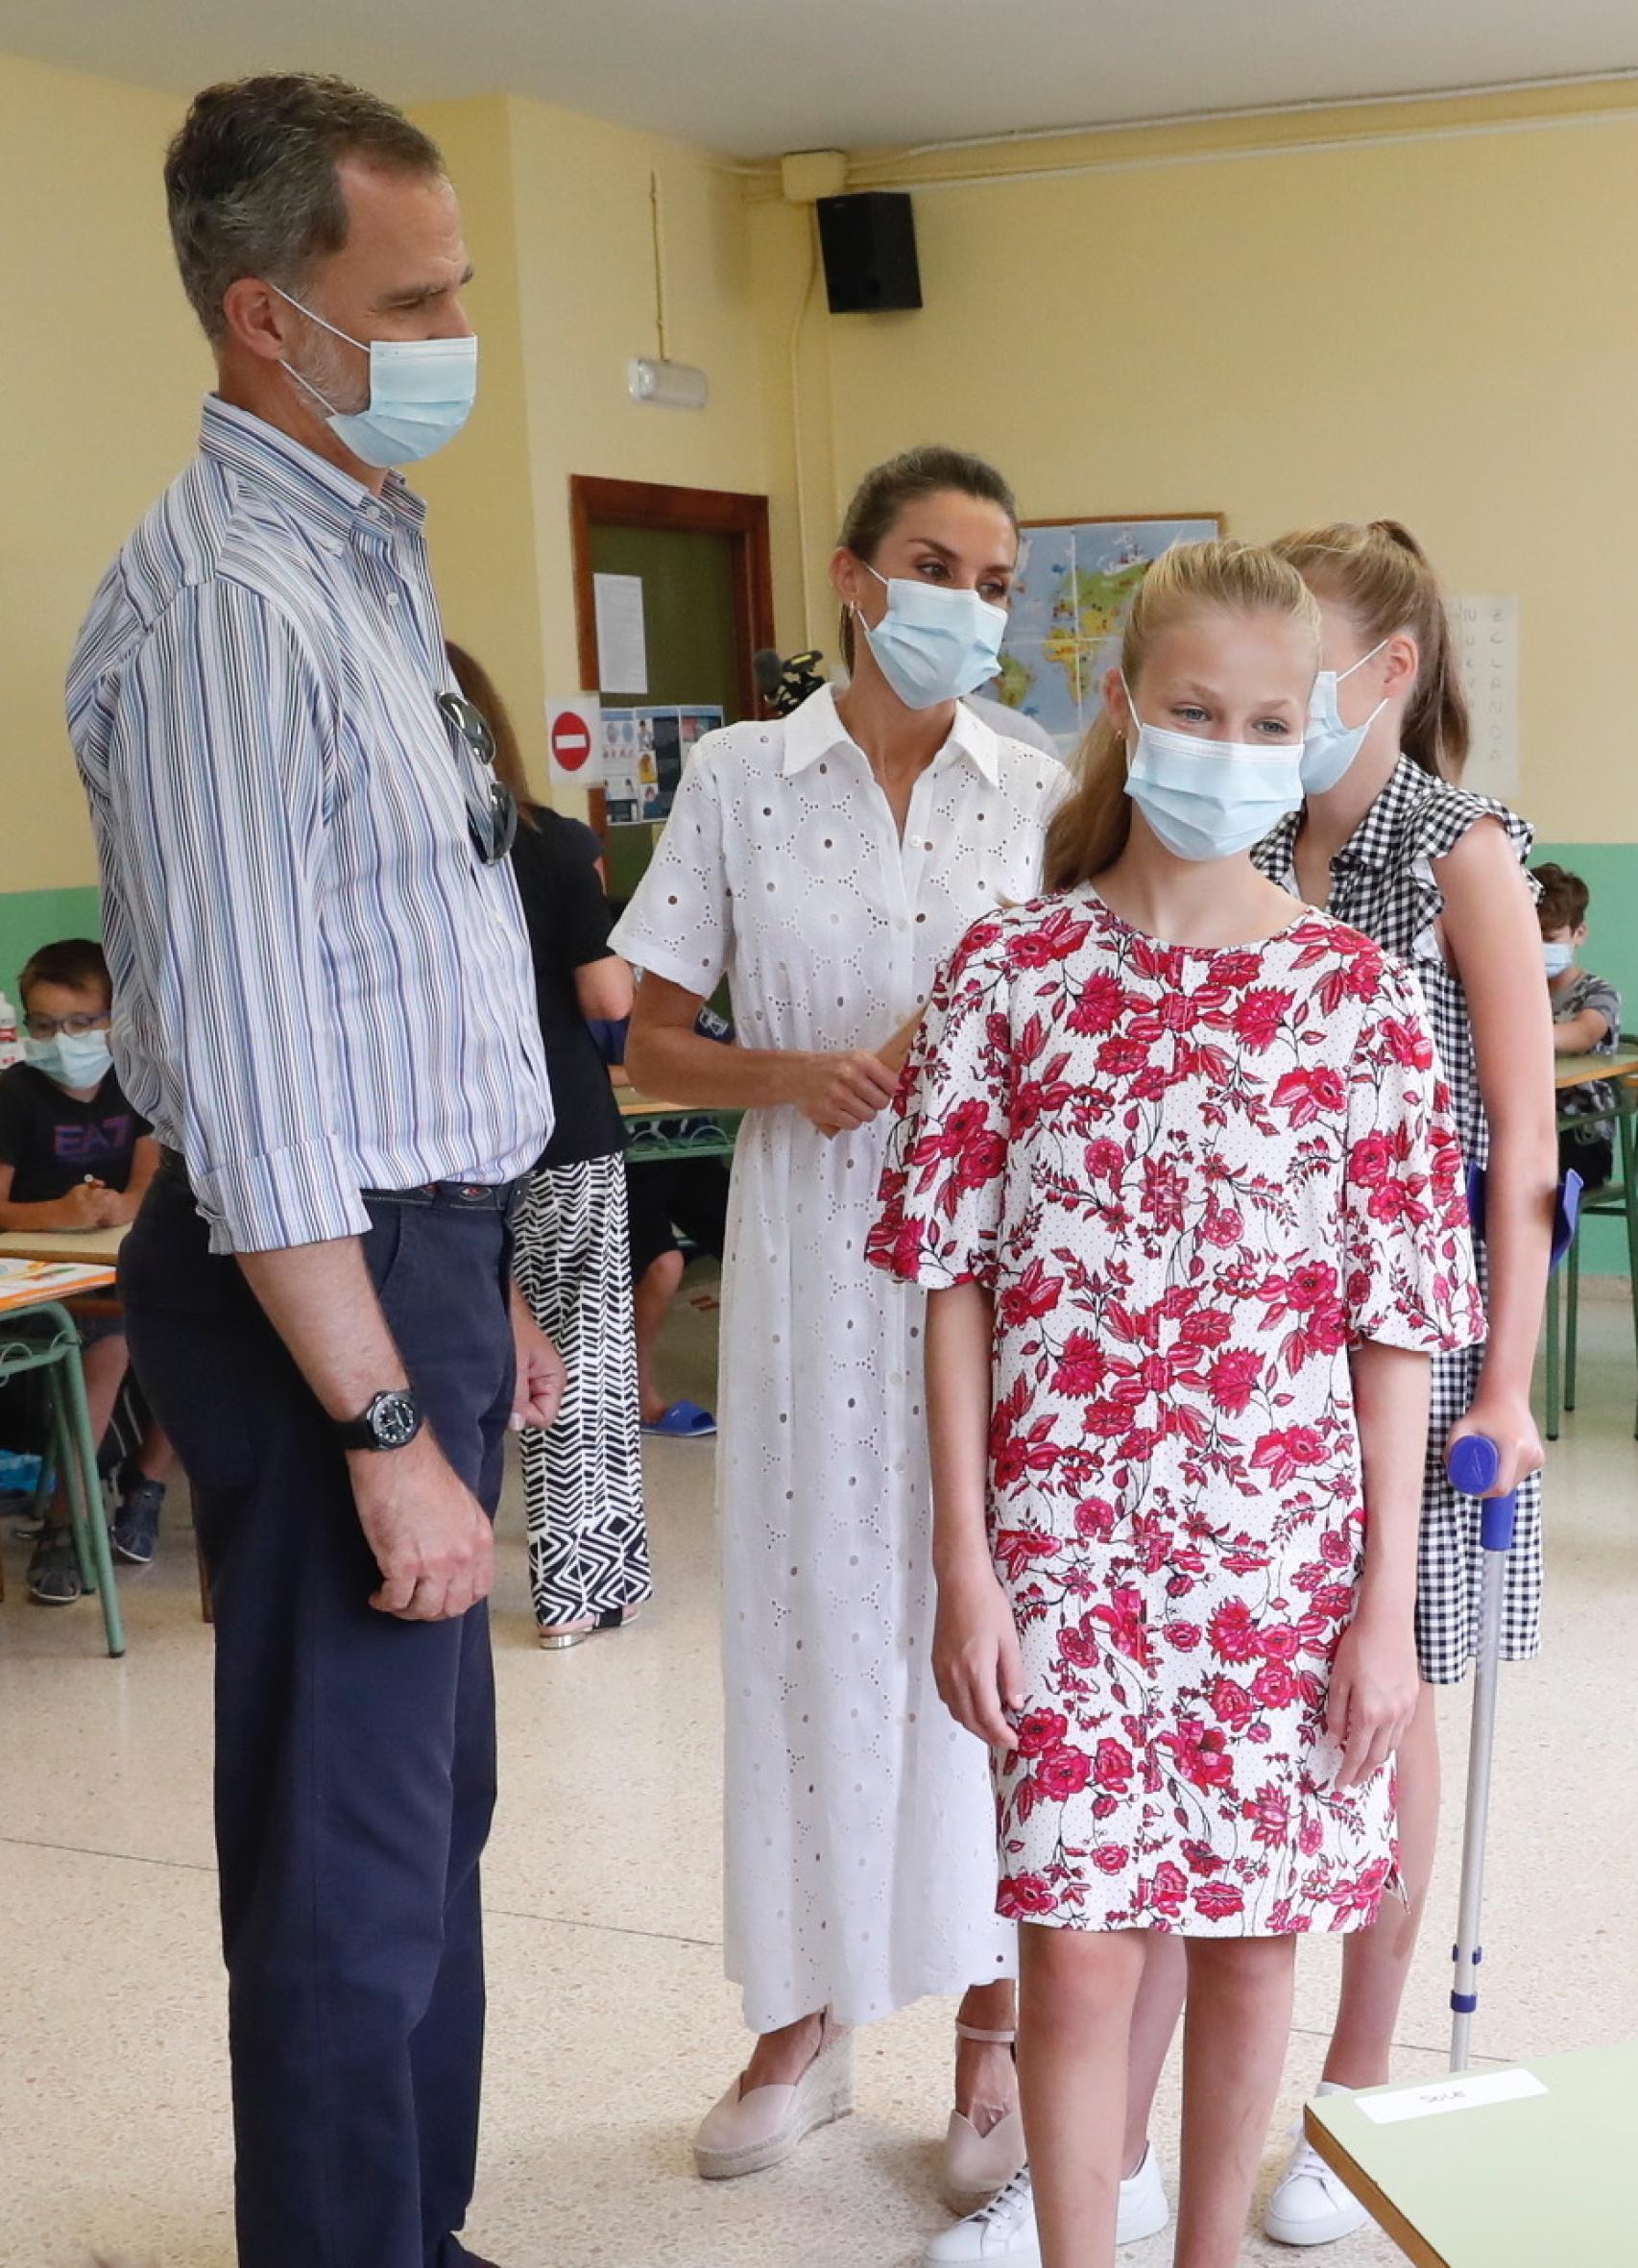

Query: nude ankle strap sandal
left=943, top=2022, right=1026, bottom=2213
left=692, top=2014, right=854, bottom=2181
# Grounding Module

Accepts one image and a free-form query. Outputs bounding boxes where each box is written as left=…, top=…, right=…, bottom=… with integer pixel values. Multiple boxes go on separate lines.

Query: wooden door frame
left=569, top=473, right=776, bottom=727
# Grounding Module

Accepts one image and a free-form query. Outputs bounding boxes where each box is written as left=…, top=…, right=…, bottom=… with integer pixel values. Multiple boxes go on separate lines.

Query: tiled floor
left=3, top=1277, right=1635, bottom=2267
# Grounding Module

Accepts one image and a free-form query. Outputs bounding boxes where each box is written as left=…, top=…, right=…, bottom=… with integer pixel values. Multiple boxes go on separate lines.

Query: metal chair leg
left=49, top=1324, right=125, bottom=1659
left=1621, top=1113, right=1638, bottom=1440
left=49, top=1387, right=97, bottom=1594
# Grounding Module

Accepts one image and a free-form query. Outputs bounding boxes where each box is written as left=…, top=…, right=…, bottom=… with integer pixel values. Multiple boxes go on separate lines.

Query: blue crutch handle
left=1446, top=1434, right=1516, bottom=1551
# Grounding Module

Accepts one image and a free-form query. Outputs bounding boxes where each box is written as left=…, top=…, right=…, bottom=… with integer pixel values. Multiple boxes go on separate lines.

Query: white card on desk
left=1355, top=2067, right=1547, bottom=2124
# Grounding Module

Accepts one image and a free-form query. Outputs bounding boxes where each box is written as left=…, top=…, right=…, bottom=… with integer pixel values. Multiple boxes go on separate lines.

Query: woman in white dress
left=613, top=448, right=1065, bottom=2200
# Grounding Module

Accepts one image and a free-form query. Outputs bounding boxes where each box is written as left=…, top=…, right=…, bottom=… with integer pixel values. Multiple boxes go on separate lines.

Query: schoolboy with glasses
left=0, top=938, right=175, bottom=1599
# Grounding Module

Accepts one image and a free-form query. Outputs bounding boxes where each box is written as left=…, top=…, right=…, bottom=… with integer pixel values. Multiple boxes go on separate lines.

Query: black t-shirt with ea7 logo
left=0, top=1064, right=151, bottom=1203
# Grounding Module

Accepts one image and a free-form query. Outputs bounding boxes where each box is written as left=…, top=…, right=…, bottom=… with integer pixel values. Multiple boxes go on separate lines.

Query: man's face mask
left=273, top=285, right=478, bottom=470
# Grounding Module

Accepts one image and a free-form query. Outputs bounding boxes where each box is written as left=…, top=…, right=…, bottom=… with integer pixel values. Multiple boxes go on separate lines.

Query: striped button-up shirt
left=67, top=398, right=552, bottom=1256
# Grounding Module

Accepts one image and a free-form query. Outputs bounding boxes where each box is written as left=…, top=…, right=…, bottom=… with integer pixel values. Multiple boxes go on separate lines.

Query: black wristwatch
left=336, top=1388, right=423, bottom=1452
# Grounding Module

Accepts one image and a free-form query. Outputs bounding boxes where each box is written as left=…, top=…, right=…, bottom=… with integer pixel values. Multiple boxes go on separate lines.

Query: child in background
left=0, top=939, right=175, bottom=1602
left=871, top=541, right=1481, bottom=2268
left=1535, top=861, right=1624, bottom=1193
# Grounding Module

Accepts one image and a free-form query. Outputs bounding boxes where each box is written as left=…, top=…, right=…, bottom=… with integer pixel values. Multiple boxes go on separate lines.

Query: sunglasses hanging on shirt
left=436, top=691, right=519, bottom=865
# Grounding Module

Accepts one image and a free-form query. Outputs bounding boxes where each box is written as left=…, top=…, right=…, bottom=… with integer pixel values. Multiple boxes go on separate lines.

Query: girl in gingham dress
left=1250, top=522, right=1557, bottom=2244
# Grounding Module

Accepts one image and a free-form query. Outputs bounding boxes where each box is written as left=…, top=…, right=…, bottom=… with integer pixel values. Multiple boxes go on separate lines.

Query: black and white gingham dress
left=1257, top=757, right=1539, bottom=1684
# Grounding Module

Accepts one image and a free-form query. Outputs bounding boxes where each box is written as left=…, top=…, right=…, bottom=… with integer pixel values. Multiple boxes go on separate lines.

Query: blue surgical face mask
left=1542, top=941, right=1575, bottom=979
left=855, top=567, right=1008, bottom=710
left=1301, top=637, right=1390, bottom=793
left=23, top=1029, right=113, bottom=1090
left=273, top=285, right=478, bottom=470
left=1121, top=679, right=1304, bottom=861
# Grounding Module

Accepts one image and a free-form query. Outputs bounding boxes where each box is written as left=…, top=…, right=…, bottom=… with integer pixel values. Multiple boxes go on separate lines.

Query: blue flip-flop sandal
left=641, top=1399, right=717, bottom=1438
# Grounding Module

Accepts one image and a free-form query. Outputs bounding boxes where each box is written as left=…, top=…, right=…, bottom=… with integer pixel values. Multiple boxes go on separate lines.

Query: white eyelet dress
left=612, top=688, right=1066, bottom=2031
left=1256, top=756, right=1540, bottom=1685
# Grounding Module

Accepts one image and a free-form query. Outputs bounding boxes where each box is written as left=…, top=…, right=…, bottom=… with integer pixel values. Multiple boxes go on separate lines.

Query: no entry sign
left=546, top=694, right=602, bottom=787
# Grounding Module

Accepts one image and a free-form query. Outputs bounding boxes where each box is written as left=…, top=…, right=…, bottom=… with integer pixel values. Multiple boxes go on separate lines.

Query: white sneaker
left=1118, top=2144, right=1169, bottom=2244
left=926, top=2146, right=1170, bottom=2263
left=1264, top=2087, right=1368, bottom=2247
left=927, top=2167, right=1040, bottom=2264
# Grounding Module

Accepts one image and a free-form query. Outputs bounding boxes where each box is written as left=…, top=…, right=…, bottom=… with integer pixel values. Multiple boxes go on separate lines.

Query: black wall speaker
left=816, top=192, right=923, bottom=314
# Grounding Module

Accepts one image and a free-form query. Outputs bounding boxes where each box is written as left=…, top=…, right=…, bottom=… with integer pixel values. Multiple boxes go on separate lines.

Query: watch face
left=373, top=1392, right=420, bottom=1448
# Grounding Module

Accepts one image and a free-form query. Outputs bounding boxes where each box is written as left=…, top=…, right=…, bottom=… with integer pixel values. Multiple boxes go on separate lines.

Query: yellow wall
left=0, top=54, right=207, bottom=896
left=410, top=95, right=771, bottom=804
left=407, top=97, right=545, bottom=786
left=0, top=56, right=772, bottom=889
left=12, top=52, right=1638, bottom=883
left=409, top=94, right=772, bottom=807
left=757, top=89, right=1638, bottom=842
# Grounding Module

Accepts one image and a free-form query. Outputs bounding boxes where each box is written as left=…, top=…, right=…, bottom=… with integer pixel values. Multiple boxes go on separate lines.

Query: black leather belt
left=158, top=1148, right=518, bottom=1214
left=362, top=1179, right=519, bottom=1213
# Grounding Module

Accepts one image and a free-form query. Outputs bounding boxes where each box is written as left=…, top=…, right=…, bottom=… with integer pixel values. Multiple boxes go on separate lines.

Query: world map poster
left=995, top=516, right=1221, bottom=757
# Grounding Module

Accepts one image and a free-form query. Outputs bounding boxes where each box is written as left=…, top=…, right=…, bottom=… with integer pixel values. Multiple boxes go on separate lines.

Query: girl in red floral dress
left=867, top=540, right=1482, bottom=2268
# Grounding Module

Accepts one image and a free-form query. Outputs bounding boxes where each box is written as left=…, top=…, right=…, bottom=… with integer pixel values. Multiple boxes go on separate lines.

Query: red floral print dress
left=867, top=890, right=1483, bottom=1936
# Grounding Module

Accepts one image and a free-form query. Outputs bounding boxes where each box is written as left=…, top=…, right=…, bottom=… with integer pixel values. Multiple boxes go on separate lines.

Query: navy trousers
left=122, top=1170, right=515, bottom=2268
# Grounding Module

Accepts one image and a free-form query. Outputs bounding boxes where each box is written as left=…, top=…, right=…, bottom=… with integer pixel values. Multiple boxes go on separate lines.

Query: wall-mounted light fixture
left=631, top=170, right=708, bottom=409
left=628, top=355, right=709, bottom=409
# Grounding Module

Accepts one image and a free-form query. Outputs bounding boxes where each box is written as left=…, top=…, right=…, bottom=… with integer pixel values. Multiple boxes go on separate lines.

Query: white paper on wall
left=593, top=572, right=649, bottom=696
left=1450, top=594, right=1519, bottom=804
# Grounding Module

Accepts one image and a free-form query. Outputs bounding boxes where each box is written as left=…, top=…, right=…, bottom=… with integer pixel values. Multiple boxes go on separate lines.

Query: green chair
left=1544, top=1059, right=1638, bottom=1444
left=0, top=1301, right=126, bottom=1656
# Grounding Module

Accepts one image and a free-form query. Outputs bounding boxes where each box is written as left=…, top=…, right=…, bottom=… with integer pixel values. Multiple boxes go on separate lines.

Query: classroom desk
left=1305, top=2045, right=1638, bottom=2267
left=1554, top=1046, right=1638, bottom=1091
left=0, top=1267, right=117, bottom=1315
left=616, top=1091, right=743, bottom=1167
left=0, top=1222, right=129, bottom=1267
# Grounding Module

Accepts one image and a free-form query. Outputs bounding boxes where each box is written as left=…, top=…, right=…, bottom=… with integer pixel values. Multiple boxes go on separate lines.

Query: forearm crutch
left=1442, top=1169, right=1581, bottom=2073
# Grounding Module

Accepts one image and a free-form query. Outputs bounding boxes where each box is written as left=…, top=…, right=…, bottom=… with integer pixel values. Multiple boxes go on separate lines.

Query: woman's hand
left=509, top=1289, right=567, bottom=1433
left=933, top=1560, right=1024, bottom=1751
left=790, top=1048, right=898, bottom=1138
left=1327, top=1604, right=1420, bottom=1789
left=1446, top=1389, right=1543, bottom=1498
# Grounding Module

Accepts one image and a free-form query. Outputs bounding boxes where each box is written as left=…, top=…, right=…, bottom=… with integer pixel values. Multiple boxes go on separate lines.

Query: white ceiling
left=2, top=0, right=1636, bottom=157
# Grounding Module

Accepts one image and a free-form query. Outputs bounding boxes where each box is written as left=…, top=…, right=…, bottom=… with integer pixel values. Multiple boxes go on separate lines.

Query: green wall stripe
left=0, top=885, right=102, bottom=1011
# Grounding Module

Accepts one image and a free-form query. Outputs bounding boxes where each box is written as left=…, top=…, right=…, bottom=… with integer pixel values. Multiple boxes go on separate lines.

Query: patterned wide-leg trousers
left=512, top=1154, right=651, bottom=1628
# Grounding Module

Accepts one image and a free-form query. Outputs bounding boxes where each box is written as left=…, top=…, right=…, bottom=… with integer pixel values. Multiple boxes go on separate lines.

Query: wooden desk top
left=1554, top=1047, right=1638, bottom=1092
left=0, top=1222, right=130, bottom=1267
left=616, top=1093, right=735, bottom=1120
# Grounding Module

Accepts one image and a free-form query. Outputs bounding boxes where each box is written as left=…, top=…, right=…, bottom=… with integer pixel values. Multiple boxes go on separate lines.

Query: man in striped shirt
left=67, top=75, right=561, bottom=2268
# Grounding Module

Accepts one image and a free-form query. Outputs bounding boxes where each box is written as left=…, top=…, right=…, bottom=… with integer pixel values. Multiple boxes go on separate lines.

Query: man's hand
left=510, top=1290, right=566, bottom=1432
left=350, top=1434, right=494, bottom=1622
